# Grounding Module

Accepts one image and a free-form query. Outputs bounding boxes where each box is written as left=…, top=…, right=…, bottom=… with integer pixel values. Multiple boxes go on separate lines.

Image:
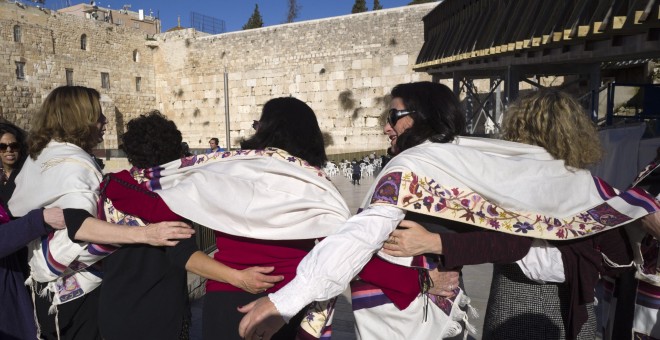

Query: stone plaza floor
left=190, top=170, right=493, bottom=340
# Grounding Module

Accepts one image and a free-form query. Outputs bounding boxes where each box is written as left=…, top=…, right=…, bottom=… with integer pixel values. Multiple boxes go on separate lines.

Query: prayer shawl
left=8, top=141, right=103, bottom=309
left=142, top=148, right=351, bottom=338
left=599, top=160, right=660, bottom=339
left=351, top=137, right=660, bottom=340
left=144, top=148, right=351, bottom=240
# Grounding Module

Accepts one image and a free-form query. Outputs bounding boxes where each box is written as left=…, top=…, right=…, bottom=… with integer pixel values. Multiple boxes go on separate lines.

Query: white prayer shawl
left=352, top=137, right=659, bottom=340
left=147, top=148, right=351, bottom=239
left=9, top=141, right=102, bottom=307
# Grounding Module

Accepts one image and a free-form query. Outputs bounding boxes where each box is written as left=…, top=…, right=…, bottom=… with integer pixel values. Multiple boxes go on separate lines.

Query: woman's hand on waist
left=231, top=266, right=285, bottom=294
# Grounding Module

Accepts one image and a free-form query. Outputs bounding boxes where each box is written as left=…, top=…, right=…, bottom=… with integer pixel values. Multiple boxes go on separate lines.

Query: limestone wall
left=0, top=1, right=157, bottom=148
left=152, top=4, right=435, bottom=153
left=0, top=2, right=435, bottom=154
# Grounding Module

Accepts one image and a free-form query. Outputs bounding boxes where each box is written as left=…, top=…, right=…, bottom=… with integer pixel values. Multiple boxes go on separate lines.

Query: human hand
left=428, top=268, right=460, bottom=297
left=238, top=297, right=286, bottom=340
left=142, top=221, right=195, bottom=246
left=382, top=220, right=442, bottom=257
left=642, top=211, right=660, bottom=239
left=43, top=208, right=66, bottom=230
left=233, top=266, right=284, bottom=294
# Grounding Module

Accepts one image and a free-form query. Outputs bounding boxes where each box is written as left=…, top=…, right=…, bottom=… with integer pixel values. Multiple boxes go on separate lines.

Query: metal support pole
left=588, top=63, right=601, bottom=121
left=224, top=69, right=231, bottom=151
left=505, top=66, right=520, bottom=103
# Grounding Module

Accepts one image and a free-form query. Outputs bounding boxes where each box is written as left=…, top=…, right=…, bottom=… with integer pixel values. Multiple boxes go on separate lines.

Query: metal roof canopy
left=414, top=0, right=660, bottom=134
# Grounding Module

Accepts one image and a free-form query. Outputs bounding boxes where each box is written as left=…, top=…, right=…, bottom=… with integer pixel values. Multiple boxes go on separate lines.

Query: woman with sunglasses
left=238, top=82, right=659, bottom=340
left=0, top=123, right=27, bottom=205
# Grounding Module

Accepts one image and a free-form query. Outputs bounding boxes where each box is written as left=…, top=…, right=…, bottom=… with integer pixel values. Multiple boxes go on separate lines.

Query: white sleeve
left=516, top=239, right=565, bottom=283
left=269, top=205, right=405, bottom=321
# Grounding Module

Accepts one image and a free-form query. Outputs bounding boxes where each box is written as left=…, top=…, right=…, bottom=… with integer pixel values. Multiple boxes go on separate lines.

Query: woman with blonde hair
left=502, top=89, right=603, bottom=169
left=8, top=86, right=192, bottom=340
left=375, top=89, right=637, bottom=340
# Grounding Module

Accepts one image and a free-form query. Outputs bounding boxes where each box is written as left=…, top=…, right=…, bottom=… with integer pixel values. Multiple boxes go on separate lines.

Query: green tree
left=373, top=0, right=383, bottom=10
left=242, top=4, right=264, bottom=30
left=351, top=0, right=367, bottom=13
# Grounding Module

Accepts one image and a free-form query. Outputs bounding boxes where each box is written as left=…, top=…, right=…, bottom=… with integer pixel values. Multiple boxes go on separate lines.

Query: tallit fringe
left=601, top=253, right=635, bottom=269
left=459, top=294, right=480, bottom=319
left=635, top=264, right=660, bottom=284
left=441, top=320, right=463, bottom=338
left=25, top=276, right=42, bottom=339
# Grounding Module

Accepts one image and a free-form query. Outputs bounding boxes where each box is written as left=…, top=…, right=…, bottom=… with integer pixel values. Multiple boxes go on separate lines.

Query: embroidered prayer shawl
left=351, top=138, right=660, bottom=339
left=144, top=148, right=351, bottom=240
left=8, top=141, right=103, bottom=308
left=368, top=138, right=658, bottom=247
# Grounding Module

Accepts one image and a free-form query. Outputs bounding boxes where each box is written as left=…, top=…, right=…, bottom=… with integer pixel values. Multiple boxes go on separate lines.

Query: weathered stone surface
left=0, top=2, right=436, bottom=153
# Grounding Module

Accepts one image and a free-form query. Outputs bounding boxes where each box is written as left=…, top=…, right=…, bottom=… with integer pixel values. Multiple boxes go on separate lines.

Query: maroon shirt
left=206, top=233, right=316, bottom=293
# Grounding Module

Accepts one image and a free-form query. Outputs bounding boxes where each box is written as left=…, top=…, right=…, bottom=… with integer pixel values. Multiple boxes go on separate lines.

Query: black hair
left=121, top=111, right=183, bottom=168
left=390, top=81, right=465, bottom=152
left=241, top=97, right=327, bottom=167
left=209, top=137, right=219, bottom=145
left=0, top=122, right=28, bottom=171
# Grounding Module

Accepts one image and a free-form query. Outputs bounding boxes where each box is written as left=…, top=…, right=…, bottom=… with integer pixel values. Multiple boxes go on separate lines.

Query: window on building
left=15, top=62, right=25, bottom=80
left=13, top=25, right=21, bottom=42
left=66, top=69, right=74, bottom=86
left=101, top=72, right=110, bottom=89
left=135, top=77, right=142, bottom=92
left=133, top=50, right=140, bottom=62
left=133, top=22, right=140, bottom=29
left=81, top=34, right=87, bottom=50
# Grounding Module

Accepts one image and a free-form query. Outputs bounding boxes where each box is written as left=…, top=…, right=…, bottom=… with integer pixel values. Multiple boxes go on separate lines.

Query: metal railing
left=193, top=222, right=217, bottom=254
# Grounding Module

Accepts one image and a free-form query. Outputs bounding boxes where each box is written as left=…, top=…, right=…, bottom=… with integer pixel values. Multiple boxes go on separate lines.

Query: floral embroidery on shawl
left=370, top=171, right=660, bottom=240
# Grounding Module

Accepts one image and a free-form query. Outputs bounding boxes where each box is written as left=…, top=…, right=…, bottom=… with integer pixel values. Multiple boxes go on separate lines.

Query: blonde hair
left=28, top=86, right=102, bottom=159
left=501, top=89, right=603, bottom=169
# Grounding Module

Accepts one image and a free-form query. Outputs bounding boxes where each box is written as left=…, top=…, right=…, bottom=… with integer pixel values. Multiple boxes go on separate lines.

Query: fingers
left=162, top=240, right=180, bottom=247
left=397, top=220, right=425, bottom=229
left=254, top=266, right=275, bottom=274
left=237, top=299, right=257, bottom=313
left=259, top=274, right=284, bottom=284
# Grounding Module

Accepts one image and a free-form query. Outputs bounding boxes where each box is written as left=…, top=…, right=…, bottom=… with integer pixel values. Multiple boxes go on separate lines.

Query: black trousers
left=202, top=291, right=306, bottom=340
left=34, top=282, right=101, bottom=340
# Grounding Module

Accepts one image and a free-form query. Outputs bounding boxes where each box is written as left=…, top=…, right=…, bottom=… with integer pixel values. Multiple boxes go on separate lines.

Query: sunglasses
left=387, top=109, right=414, bottom=126
left=0, top=142, right=20, bottom=152
left=252, top=120, right=260, bottom=130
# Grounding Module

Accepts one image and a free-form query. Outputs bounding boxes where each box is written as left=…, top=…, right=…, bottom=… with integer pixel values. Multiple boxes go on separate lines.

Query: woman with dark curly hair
left=118, top=98, right=349, bottom=340
left=92, top=111, right=283, bottom=340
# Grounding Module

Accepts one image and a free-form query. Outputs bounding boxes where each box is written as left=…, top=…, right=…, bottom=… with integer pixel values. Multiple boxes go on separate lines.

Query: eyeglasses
left=0, top=142, right=20, bottom=152
left=387, top=109, right=414, bottom=126
left=252, top=120, right=260, bottom=130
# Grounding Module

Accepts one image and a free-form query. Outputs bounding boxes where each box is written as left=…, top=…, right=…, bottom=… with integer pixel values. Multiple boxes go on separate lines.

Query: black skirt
left=202, top=290, right=307, bottom=340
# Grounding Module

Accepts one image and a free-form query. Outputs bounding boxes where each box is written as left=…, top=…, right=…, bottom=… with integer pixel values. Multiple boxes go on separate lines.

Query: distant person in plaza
left=237, top=83, right=660, bottom=340
left=351, top=161, right=361, bottom=185
left=206, top=137, right=224, bottom=153
left=181, top=142, right=193, bottom=157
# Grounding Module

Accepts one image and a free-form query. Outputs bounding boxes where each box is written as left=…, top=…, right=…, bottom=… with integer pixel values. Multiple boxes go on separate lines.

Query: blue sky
left=47, top=1, right=425, bottom=33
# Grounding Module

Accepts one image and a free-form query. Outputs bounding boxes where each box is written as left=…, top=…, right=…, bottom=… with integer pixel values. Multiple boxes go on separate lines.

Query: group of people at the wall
left=0, top=81, right=659, bottom=340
